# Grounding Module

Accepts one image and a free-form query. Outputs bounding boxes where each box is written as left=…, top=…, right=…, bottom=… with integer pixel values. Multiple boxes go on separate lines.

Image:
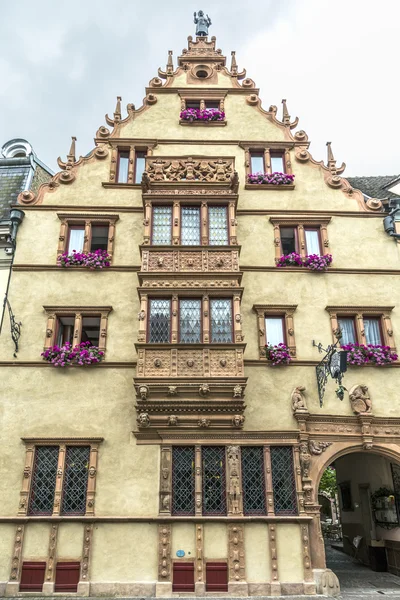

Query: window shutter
left=172, top=562, right=195, bottom=591
left=55, top=562, right=80, bottom=592
left=20, top=562, right=46, bottom=591
left=206, top=562, right=228, bottom=592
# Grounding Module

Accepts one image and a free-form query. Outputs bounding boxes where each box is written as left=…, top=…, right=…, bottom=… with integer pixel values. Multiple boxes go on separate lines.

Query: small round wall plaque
left=176, top=550, right=185, bottom=557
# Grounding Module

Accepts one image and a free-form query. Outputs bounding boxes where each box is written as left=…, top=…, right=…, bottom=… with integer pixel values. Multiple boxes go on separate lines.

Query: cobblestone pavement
left=326, top=545, right=400, bottom=598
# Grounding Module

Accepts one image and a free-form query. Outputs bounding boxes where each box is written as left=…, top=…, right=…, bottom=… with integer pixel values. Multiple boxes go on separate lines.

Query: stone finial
left=114, top=96, right=122, bottom=122
left=326, top=141, right=345, bottom=175
left=167, top=50, right=174, bottom=75
left=282, top=99, right=291, bottom=126
left=67, top=136, right=77, bottom=164
left=230, top=51, right=238, bottom=75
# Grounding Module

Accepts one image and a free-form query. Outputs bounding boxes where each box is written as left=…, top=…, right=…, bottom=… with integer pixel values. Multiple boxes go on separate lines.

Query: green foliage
left=319, top=466, right=337, bottom=498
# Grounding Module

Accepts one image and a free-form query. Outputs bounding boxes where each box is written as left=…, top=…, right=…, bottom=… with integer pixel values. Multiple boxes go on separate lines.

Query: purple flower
left=58, top=250, right=111, bottom=269
left=265, top=343, right=292, bottom=366
left=342, top=343, right=397, bottom=366
left=247, top=172, right=295, bottom=185
left=42, top=342, right=105, bottom=367
left=180, top=108, right=225, bottom=122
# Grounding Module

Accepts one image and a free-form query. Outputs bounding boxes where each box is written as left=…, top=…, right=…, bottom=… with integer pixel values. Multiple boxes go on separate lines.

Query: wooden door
left=172, top=562, right=195, bottom=592
left=55, top=561, right=80, bottom=592
left=20, top=562, right=46, bottom=591
left=206, top=562, right=228, bottom=592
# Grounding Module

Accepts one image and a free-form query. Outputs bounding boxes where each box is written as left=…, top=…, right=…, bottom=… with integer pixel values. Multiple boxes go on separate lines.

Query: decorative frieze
left=45, top=524, right=59, bottom=584
left=195, top=524, right=204, bottom=582
left=9, top=524, right=25, bottom=583
left=144, top=156, right=235, bottom=184
left=141, top=249, right=240, bottom=273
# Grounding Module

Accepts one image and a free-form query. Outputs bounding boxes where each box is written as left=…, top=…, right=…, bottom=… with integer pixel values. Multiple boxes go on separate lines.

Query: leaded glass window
left=270, top=446, right=297, bottom=515
left=209, top=206, right=228, bottom=245
left=28, top=446, right=58, bottom=515
left=180, top=299, right=201, bottom=343
left=62, top=446, right=90, bottom=515
left=242, top=447, right=266, bottom=515
left=149, top=299, right=171, bottom=342
left=210, top=299, right=232, bottom=343
left=152, top=206, right=172, bottom=245
left=181, top=207, right=201, bottom=245
left=172, top=447, right=195, bottom=515
left=202, top=447, right=226, bottom=515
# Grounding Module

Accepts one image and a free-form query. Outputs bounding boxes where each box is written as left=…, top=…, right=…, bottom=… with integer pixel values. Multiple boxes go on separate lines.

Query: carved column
left=195, top=446, right=202, bottom=516
left=273, top=224, right=281, bottom=263
left=195, top=524, right=205, bottom=594
left=329, top=311, right=339, bottom=340
left=171, top=295, right=178, bottom=343
left=285, top=309, right=297, bottom=358
left=201, top=202, right=208, bottom=245
left=58, top=219, right=68, bottom=254
left=293, top=445, right=305, bottom=514
left=143, top=201, right=152, bottom=245
left=86, top=444, right=99, bottom=516
left=73, top=313, right=83, bottom=346
left=284, top=149, right=292, bottom=174
left=43, top=524, right=59, bottom=594
left=6, top=524, right=25, bottom=595
left=78, top=523, right=94, bottom=596
left=320, top=224, right=330, bottom=253
left=110, top=146, right=118, bottom=182
left=202, top=295, right=210, bottom=344
left=53, top=444, right=66, bottom=516
left=264, top=446, right=274, bottom=515
left=301, top=523, right=316, bottom=593
left=264, top=148, right=271, bottom=173
left=228, top=524, right=246, bottom=593
left=107, top=221, right=116, bottom=258
left=233, top=294, right=242, bottom=343
left=356, top=313, right=366, bottom=345
left=99, top=312, right=109, bottom=353
left=128, top=147, right=135, bottom=184
left=44, top=313, right=57, bottom=350
left=172, top=202, right=180, bottom=246
left=159, top=446, right=172, bottom=516
left=268, top=524, right=281, bottom=596
left=308, top=505, right=326, bottom=570
left=298, top=225, right=306, bottom=258
left=228, top=201, right=237, bottom=246
left=158, top=524, right=172, bottom=581
left=83, top=220, right=91, bottom=253
left=226, top=445, right=243, bottom=516
left=18, top=444, right=35, bottom=515
left=138, top=295, right=148, bottom=343
left=200, top=99, right=206, bottom=110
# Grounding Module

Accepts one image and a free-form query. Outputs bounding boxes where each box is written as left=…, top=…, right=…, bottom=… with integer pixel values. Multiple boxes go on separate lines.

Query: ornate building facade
left=1, top=30, right=400, bottom=597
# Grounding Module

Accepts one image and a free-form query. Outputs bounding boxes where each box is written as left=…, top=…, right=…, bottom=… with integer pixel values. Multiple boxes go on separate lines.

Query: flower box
left=247, top=172, right=295, bottom=186
left=341, top=343, right=398, bottom=366
left=58, top=249, right=111, bottom=270
left=276, top=253, right=332, bottom=271
left=265, top=343, right=292, bottom=366
left=41, top=342, right=105, bottom=367
left=179, top=108, right=225, bottom=122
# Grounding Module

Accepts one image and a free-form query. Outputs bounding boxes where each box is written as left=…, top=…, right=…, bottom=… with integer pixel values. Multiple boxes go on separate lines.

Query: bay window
left=208, top=206, right=229, bottom=245
left=149, top=299, right=171, bottom=343
left=152, top=206, right=173, bottom=245
left=210, top=299, right=233, bottom=343
left=179, top=299, right=202, bottom=343
left=181, top=206, right=201, bottom=245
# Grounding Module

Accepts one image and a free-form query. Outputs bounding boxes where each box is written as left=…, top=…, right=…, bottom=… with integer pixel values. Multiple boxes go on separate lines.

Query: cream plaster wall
left=244, top=523, right=270, bottom=582
left=0, top=525, right=15, bottom=580
left=172, top=69, right=235, bottom=88
left=171, top=522, right=195, bottom=558
left=275, top=524, right=303, bottom=582
left=204, top=523, right=227, bottom=558
left=23, top=522, right=50, bottom=559
left=91, top=523, right=158, bottom=581
left=57, top=523, right=83, bottom=558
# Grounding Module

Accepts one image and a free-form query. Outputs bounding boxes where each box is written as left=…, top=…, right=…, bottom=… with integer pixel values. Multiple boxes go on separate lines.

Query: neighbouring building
left=2, top=23, right=400, bottom=597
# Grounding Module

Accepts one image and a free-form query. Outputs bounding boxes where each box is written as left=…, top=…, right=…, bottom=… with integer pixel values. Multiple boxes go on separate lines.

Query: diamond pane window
left=242, top=447, right=266, bottom=515
left=152, top=206, right=172, bottom=245
left=28, top=446, right=59, bottom=515
left=202, top=447, right=226, bottom=515
left=172, top=447, right=195, bottom=515
left=181, top=207, right=201, bottom=245
left=180, top=299, right=201, bottom=343
left=149, top=299, right=171, bottom=343
left=209, top=206, right=229, bottom=246
left=61, top=446, right=90, bottom=515
left=270, top=446, right=297, bottom=515
left=210, top=299, right=232, bottom=343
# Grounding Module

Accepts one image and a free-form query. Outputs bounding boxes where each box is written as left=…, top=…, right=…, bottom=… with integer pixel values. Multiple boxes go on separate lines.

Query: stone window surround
left=57, top=213, right=119, bottom=260
left=43, top=305, right=113, bottom=353
left=270, top=217, right=331, bottom=263
left=240, top=142, right=295, bottom=190
left=159, top=444, right=301, bottom=518
left=18, top=438, right=103, bottom=517
left=179, top=91, right=227, bottom=126
left=253, top=304, right=297, bottom=358
left=108, top=142, right=157, bottom=184
left=143, top=199, right=238, bottom=246
left=139, top=293, right=242, bottom=344
left=325, top=305, right=396, bottom=350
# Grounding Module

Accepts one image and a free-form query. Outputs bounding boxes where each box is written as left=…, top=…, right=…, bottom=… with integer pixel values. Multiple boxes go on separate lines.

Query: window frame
left=326, top=305, right=396, bottom=351
left=178, top=298, right=202, bottom=344
left=264, top=315, right=287, bottom=347
left=43, top=306, right=112, bottom=353
left=253, top=304, right=297, bottom=358
left=107, top=143, right=156, bottom=185
left=147, top=298, right=172, bottom=343
left=304, top=227, right=322, bottom=256
left=241, top=143, right=294, bottom=189
left=18, top=438, right=103, bottom=517
left=151, top=205, right=173, bottom=246
left=207, top=205, right=230, bottom=247
left=270, top=217, right=331, bottom=262
left=116, top=148, right=130, bottom=184
left=57, top=213, right=119, bottom=261
left=210, top=298, right=234, bottom=344
left=179, top=93, right=227, bottom=126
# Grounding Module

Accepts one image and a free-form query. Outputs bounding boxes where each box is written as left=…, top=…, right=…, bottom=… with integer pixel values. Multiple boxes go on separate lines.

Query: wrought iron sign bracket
left=312, top=338, right=348, bottom=406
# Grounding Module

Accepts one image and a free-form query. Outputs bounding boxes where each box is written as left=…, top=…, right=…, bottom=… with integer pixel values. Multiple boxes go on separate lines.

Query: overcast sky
left=1, top=0, right=398, bottom=176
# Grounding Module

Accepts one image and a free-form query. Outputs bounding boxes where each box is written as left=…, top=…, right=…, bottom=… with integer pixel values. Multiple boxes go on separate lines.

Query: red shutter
left=55, top=561, right=80, bottom=592
left=20, top=562, right=46, bottom=591
left=206, top=562, right=228, bottom=592
left=172, top=562, right=195, bottom=592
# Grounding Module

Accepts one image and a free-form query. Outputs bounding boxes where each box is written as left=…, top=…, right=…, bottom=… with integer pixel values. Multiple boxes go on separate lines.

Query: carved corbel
left=159, top=447, right=172, bottom=515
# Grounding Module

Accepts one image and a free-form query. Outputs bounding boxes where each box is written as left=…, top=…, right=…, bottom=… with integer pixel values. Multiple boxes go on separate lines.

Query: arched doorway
left=313, top=445, right=400, bottom=590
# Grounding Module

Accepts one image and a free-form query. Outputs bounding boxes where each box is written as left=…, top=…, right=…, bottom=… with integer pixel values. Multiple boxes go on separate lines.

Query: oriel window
left=152, top=206, right=172, bottom=245
left=209, top=206, right=229, bottom=246
left=241, top=447, right=266, bottom=515
left=148, top=299, right=171, bottom=343
left=270, top=446, right=297, bottom=515
left=210, top=299, right=233, bottom=343
left=179, top=299, right=201, bottom=343
left=181, top=206, right=201, bottom=245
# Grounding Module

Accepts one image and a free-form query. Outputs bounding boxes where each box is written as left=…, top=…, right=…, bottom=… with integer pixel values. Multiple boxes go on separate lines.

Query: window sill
left=245, top=183, right=295, bottom=190
left=179, top=120, right=227, bottom=127
left=102, top=182, right=142, bottom=188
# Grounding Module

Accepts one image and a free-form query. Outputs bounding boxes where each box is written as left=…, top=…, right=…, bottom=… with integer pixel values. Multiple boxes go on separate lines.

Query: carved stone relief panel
left=45, top=524, right=59, bottom=584
left=196, top=524, right=204, bottom=582
left=158, top=525, right=172, bottom=581
left=177, top=350, right=203, bottom=377
left=227, top=446, right=243, bottom=516
left=80, top=524, right=93, bottom=585
left=146, top=157, right=234, bottom=183
left=9, top=525, right=25, bottom=584
left=179, top=252, right=203, bottom=271
left=208, top=252, right=234, bottom=271
left=148, top=252, right=174, bottom=272
left=144, top=351, right=172, bottom=377
left=228, top=524, right=246, bottom=582
left=210, top=350, right=237, bottom=376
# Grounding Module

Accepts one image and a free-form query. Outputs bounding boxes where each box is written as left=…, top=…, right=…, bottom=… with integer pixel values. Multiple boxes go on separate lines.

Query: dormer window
left=243, top=145, right=295, bottom=188
left=179, top=95, right=226, bottom=125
